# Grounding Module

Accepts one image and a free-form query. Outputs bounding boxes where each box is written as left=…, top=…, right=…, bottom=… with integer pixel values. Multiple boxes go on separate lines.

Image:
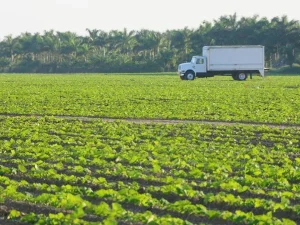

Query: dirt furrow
left=1, top=113, right=300, bottom=129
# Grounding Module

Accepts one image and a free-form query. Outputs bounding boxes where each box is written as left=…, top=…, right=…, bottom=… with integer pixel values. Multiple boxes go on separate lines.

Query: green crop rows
left=0, top=74, right=300, bottom=225
left=0, top=74, right=299, bottom=124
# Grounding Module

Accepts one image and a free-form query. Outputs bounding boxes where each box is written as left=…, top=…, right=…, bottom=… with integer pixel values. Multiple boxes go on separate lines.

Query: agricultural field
left=0, top=74, right=299, bottom=225
left=0, top=74, right=299, bottom=124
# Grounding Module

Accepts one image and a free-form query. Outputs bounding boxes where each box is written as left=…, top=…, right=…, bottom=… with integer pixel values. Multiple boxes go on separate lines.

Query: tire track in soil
left=1, top=113, right=300, bottom=129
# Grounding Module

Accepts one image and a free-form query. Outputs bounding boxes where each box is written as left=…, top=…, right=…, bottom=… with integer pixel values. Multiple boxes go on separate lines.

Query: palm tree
left=268, top=16, right=300, bottom=67
left=135, top=29, right=152, bottom=58
left=135, top=30, right=162, bottom=59
left=57, top=31, right=82, bottom=58
left=2, top=35, right=21, bottom=62
left=18, top=32, right=34, bottom=60
left=107, top=30, right=123, bottom=54
left=97, top=31, right=109, bottom=57
left=77, top=37, right=92, bottom=62
left=86, top=29, right=99, bottom=43
left=31, top=33, right=44, bottom=61
left=236, top=15, right=260, bottom=44
left=211, top=13, right=239, bottom=45
left=181, top=27, right=193, bottom=60
left=189, top=21, right=213, bottom=55
left=119, top=28, right=137, bottom=55
left=42, top=30, right=60, bottom=63
left=86, top=29, right=108, bottom=56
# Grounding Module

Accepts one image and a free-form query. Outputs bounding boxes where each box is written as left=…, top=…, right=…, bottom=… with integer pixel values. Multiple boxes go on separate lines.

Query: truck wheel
left=237, top=72, right=248, bottom=81
left=184, top=71, right=195, bottom=80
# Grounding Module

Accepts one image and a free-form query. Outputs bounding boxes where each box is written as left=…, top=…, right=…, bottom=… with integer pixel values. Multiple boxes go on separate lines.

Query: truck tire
left=232, top=72, right=248, bottom=81
left=238, top=72, right=248, bottom=81
left=184, top=71, right=195, bottom=80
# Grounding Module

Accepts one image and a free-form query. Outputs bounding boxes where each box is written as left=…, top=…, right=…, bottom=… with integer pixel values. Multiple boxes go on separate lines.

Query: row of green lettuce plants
left=0, top=153, right=299, bottom=202
left=0, top=75, right=300, bottom=124
left=0, top=178, right=297, bottom=225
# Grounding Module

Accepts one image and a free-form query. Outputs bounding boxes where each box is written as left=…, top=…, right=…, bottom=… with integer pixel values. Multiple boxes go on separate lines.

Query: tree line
left=0, top=14, right=300, bottom=73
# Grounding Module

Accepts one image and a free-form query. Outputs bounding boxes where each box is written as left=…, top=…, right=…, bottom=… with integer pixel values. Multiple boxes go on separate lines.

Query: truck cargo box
left=202, top=45, right=265, bottom=76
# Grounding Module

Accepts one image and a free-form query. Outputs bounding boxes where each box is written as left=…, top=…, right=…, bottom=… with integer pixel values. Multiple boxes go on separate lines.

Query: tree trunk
left=10, top=50, right=14, bottom=62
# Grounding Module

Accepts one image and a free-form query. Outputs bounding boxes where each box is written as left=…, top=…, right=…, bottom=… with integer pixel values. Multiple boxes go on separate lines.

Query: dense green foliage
left=1, top=14, right=300, bottom=73
left=0, top=74, right=299, bottom=224
left=0, top=117, right=299, bottom=224
left=269, top=64, right=300, bottom=74
left=0, top=74, right=299, bottom=124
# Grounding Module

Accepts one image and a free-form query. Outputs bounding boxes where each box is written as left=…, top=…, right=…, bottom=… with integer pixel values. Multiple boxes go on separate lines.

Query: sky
left=1, top=0, right=299, bottom=40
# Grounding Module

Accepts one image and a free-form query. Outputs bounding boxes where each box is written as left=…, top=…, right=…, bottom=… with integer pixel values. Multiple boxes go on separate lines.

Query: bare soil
left=1, top=113, right=300, bottom=129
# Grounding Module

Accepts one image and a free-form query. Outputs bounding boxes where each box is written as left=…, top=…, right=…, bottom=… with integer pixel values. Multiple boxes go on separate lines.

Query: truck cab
left=178, top=56, right=208, bottom=80
left=191, top=56, right=206, bottom=73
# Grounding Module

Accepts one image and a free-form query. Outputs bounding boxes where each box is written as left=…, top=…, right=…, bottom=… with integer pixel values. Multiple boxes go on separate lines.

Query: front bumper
left=178, top=70, right=185, bottom=76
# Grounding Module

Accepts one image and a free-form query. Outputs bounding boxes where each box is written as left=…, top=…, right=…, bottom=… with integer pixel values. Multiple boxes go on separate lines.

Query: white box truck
left=178, top=45, right=266, bottom=81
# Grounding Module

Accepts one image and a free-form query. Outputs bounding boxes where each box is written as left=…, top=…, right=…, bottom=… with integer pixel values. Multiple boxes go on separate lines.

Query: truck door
left=193, top=57, right=206, bottom=76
